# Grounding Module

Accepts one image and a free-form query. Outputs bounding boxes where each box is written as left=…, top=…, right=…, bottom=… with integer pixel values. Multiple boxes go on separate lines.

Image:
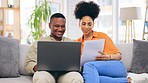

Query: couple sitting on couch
left=25, top=1, right=131, bottom=83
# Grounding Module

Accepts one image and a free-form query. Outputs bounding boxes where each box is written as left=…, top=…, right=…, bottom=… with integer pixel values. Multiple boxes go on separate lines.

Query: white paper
left=81, top=39, right=105, bottom=66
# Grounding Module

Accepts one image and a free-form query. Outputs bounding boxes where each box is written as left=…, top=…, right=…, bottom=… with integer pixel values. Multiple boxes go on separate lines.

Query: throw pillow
left=0, top=36, right=20, bottom=77
left=131, top=39, right=148, bottom=73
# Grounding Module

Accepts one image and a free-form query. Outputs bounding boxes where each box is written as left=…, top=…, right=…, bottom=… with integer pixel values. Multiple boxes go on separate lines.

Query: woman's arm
left=96, top=51, right=122, bottom=60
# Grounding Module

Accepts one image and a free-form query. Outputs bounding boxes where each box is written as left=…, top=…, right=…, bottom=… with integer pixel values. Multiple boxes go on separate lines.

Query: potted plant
left=27, top=0, right=51, bottom=44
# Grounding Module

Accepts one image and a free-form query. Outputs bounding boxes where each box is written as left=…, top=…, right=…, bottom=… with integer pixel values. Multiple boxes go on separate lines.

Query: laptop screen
left=37, top=41, right=81, bottom=72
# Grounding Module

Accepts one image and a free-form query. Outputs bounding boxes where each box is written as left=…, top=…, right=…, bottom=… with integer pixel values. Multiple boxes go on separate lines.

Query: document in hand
left=81, top=39, right=105, bottom=66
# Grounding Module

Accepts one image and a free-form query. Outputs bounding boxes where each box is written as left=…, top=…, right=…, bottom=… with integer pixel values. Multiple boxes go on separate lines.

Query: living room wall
left=20, top=0, right=146, bottom=44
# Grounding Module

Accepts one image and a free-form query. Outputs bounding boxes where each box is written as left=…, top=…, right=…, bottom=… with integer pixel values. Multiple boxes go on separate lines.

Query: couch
left=116, top=43, right=148, bottom=83
left=0, top=44, right=32, bottom=83
left=0, top=39, right=148, bottom=83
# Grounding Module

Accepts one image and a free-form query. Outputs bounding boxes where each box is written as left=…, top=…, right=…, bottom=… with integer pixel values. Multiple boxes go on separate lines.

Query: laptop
left=37, top=41, right=81, bottom=72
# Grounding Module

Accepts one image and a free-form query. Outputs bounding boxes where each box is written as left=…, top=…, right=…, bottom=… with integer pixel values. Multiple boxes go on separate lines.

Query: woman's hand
left=95, top=51, right=122, bottom=60
left=95, top=51, right=111, bottom=60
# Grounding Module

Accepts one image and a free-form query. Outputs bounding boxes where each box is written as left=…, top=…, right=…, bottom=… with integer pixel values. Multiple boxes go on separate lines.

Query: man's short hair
left=50, top=13, right=66, bottom=22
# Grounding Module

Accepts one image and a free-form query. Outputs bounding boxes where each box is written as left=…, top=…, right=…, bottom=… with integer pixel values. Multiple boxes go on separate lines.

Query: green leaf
left=27, top=0, right=51, bottom=44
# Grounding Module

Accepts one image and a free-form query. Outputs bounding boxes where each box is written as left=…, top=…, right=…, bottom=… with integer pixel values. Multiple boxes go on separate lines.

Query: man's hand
left=33, top=65, right=37, bottom=72
left=95, top=51, right=111, bottom=60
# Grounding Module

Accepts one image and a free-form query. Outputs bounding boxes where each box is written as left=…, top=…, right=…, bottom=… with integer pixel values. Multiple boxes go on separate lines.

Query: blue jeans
left=82, top=60, right=128, bottom=83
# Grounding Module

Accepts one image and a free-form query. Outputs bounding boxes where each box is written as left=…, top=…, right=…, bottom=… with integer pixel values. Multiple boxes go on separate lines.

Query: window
left=20, top=0, right=35, bottom=44
left=94, top=0, right=113, bottom=38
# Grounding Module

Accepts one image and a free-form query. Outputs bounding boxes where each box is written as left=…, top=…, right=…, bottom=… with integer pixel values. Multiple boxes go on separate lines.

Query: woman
left=74, top=1, right=131, bottom=83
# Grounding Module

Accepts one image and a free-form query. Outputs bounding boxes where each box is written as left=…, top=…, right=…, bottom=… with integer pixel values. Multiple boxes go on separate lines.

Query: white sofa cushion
left=115, top=43, right=133, bottom=71
left=19, top=44, right=31, bottom=75
left=128, top=73, right=148, bottom=83
left=0, top=76, right=32, bottom=83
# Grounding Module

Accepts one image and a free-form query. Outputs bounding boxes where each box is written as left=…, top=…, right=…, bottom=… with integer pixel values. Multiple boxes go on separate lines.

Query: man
left=25, top=13, right=83, bottom=83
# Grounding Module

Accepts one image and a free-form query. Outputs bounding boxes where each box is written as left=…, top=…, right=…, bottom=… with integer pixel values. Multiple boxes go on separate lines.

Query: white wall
left=66, top=0, right=82, bottom=40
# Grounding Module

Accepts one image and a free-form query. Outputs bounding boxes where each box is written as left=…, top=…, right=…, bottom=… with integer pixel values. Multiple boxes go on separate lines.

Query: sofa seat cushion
left=128, top=73, right=148, bottom=83
left=0, top=76, right=32, bottom=83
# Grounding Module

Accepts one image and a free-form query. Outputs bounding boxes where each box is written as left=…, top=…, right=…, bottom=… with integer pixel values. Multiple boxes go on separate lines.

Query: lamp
left=6, top=25, right=13, bottom=38
left=120, top=7, right=141, bottom=43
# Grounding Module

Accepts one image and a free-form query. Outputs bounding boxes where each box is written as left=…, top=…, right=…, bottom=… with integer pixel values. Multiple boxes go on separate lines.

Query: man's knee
left=58, top=72, right=84, bottom=83
left=33, top=71, right=55, bottom=83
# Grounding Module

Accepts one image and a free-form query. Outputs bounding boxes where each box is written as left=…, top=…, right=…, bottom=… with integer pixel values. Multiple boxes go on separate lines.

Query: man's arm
left=25, top=42, right=37, bottom=74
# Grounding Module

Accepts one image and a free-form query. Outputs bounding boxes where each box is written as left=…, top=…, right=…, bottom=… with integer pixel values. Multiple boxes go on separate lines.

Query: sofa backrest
left=19, top=44, right=31, bottom=75
left=115, top=43, right=133, bottom=71
left=19, top=43, right=133, bottom=74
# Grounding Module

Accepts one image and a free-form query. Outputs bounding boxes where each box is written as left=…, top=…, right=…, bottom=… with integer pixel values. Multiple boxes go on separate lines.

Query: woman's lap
left=82, top=60, right=128, bottom=83
left=83, top=60, right=127, bottom=77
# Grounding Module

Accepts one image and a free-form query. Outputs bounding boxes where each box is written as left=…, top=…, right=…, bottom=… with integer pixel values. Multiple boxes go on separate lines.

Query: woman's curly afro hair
left=74, top=1, right=100, bottom=21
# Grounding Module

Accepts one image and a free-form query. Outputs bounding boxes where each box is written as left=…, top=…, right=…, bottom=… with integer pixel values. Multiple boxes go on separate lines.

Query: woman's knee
left=58, top=72, right=84, bottom=83
left=101, top=60, right=127, bottom=77
left=83, top=60, right=127, bottom=77
left=33, top=71, right=55, bottom=83
left=83, top=61, right=96, bottom=68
